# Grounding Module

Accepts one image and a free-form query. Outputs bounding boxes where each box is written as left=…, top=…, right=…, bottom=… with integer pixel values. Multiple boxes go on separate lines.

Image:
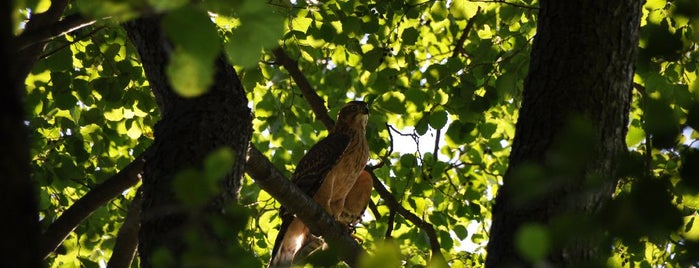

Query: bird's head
left=336, top=101, right=369, bottom=130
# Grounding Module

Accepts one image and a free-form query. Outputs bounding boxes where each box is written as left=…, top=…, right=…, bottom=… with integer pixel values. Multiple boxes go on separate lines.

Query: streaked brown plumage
left=268, top=101, right=371, bottom=267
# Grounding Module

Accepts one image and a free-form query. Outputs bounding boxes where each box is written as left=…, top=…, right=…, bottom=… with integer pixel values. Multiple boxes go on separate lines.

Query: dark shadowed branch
left=107, top=188, right=142, bottom=268
left=366, top=168, right=444, bottom=260
left=272, top=47, right=335, bottom=130
left=452, top=7, right=480, bottom=59
left=16, top=14, right=96, bottom=51
left=40, top=150, right=147, bottom=259
left=245, top=146, right=363, bottom=267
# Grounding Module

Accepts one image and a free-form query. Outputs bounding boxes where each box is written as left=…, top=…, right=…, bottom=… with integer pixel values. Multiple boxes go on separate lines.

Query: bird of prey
left=268, top=101, right=371, bottom=267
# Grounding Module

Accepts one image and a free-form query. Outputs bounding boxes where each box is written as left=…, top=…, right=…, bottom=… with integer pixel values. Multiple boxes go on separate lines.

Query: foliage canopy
left=13, top=0, right=699, bottom=266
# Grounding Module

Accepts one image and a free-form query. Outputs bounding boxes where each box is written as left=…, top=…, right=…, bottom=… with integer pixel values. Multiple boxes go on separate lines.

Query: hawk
left=268, top=101, right=372, bottom=267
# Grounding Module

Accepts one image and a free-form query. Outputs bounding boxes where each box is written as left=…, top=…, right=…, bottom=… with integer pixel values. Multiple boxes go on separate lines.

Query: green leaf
left=173, top=169, right=213, bottom=208
left=643, top=97, right=680, bottom=148
left=429, top=107, right=448, bottom=130
left=147, top=0, right=187, bottom=12
left=359, top=241, right=402, bottom=268
left=226, top=6, right=284, bottom=67
left=162, top=7, right=220, bottom=60
left=401, top=27, right=419, bottom=45
left=362, top=48, right=384, bottom=72
left=515, top=223, right=550, bottom=263
left=453, top=224, right=468, bottom=240
left=205, top=147, right=235, bottom=182
left=166, top=49, right=215, bottom=98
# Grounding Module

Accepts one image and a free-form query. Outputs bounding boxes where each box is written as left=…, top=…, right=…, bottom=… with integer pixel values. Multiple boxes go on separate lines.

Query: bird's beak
left=361, top=104, right=369, bottom=114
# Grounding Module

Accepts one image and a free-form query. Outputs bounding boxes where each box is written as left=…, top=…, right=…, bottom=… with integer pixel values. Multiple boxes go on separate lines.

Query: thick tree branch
left=272, top=47, right=335, bottom=130
left=245, top=146, right=363, bottom=267
left=17, top=14, right=96, bottom=51
left=366, top=168, right=444, bottom=260
left=40, top=151, right=147, bottom=259
left=452, top=7, right=480, bottom=59
left=107, top=188, right=142, bottom=268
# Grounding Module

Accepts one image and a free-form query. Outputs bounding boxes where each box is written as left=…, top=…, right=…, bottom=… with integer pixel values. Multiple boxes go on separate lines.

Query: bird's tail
left=269, top=215, right=310, bottom=268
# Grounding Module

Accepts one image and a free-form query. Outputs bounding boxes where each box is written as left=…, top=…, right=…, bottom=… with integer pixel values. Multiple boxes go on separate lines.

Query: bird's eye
left=350, top=105, right=357, bottom=111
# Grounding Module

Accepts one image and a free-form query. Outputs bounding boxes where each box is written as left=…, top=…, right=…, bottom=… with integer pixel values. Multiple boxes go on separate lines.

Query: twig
left=107, top=188, right=142, bottom=268
left=433, top=128, right=441, bottom=157
left=17, top=14, right=96, bottom=52
left=385, top=210, right=396, bottom=239
left=468, top=0, right=538, bottom=9
left=365, top=169, right=444, bottom=260
left=272, top=47, right=335, bottom=130
left=452, top=7, right=481, bottom=58
left=39, top=150, right=148, bottom=259
left=39, top=26, right=106, bottom=60
left=368, top=200, right=381, bottom=220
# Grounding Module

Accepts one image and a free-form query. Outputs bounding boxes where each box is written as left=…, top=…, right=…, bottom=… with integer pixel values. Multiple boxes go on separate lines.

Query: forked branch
left=40, top=150, right=147, bottom=259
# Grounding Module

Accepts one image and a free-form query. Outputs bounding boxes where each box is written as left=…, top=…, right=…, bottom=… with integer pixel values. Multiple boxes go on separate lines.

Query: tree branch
left=468, top=0, right=539, bottom=9
left=17, top=14, right=96, bottom=51
left=107, top=188, right=142, bottom=268
left=366, top=168, right=444, bottom=260
left=245, top=146, right=363, bottom=267
left=272, top=47, right=335, bottom=130
left=40, top=150, right=147, bottom=259
left=452, top=7, right=480, bottom=59
left=12, top=0, right=70, bottom=83
left=271, top=57, right=444, bottom=260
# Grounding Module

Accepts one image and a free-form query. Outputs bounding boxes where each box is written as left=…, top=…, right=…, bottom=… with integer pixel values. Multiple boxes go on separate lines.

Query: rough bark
left=123, top=16, right=252, bottom=267
left=486, top=1, right=642, bottom=266
left=107, top=190, right=142, bottom=268
left=0, top=0, right=40, bottom=266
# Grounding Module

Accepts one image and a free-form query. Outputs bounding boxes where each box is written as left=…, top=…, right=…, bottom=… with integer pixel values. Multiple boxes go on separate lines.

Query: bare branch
left=245, top=146, right=363, bottom=267
left=17, top=14, right=96, bottom=51
left=366, top=168, right=444, bottom=260
left=272, top=47, right=335, bottom=130
left=40, top=150, right=148, bottom=259
left=452, top=7, right=481, bottom=59
left=107, top=188, right=142, bottom=268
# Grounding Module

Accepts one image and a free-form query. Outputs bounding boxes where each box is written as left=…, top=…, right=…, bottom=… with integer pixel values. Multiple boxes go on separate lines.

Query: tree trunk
left=0, top=1, right=40, bottom=267
left=486, top=1, right=642, bottom=266
left=123, top=17, right=252, bottom=267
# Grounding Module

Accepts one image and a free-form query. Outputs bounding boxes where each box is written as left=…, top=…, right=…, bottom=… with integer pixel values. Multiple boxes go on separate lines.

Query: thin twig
left=39, top=26, right=106, bottom=60
left=452, top=7, right=481, bottom=58
left=17, top=14, right=96, bottom=51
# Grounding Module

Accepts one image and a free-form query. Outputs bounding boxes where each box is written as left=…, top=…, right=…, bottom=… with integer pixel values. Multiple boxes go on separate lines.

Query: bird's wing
left=290, top=132, right=351, bottom=197
left=269, top=132, right=350, bottom=266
